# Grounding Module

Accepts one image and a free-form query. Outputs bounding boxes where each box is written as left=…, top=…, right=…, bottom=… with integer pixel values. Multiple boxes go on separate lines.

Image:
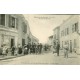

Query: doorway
left=22, top=39, right=25, bottom=46
left=11, top=38, right=14, bottom=48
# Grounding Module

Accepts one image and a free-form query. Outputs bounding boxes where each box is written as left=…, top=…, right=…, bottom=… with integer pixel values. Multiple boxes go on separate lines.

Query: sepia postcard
left=0, top=14, right=80, bottom=65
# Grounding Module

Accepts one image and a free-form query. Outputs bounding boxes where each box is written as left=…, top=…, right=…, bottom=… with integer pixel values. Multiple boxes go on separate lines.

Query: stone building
left=31, top=35, right=39, bottom=44
left=59, top=15, right=80, bottom=53
left=0, top=14, right=18, bottom=48
left=0, top=14, right=39, bottom=48
left=17, top=14, right=30, bottom=46
left=47, top=35, right=53, bottom=46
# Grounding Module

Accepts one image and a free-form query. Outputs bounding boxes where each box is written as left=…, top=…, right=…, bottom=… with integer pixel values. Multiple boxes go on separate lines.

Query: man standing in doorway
left=56, top=42, right=60, bottom=56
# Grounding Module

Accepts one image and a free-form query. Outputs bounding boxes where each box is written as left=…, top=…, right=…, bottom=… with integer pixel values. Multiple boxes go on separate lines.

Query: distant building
left=60, top=15, right=80, bottom=53
left=31, top=35, right=39, bottom=44
left=47, top=35, right=53, bottom=46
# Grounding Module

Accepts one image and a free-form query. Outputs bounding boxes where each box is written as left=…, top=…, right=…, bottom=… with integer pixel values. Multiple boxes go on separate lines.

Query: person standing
left=64, top=43, right=69, bottom=58
left=37, top=43, right=39, bottom=54
left=39, top=43, right=42, bottom=54
left=2, top=46, right=7, bottom=56
left=27, top=43, right=31, bottom=54
left=33, top=43, right=36, bottom=54
left=35, top=44, right=38, bottom=54
left=24, top=46, right=28, bottom=55
left=56, top=42, right=60, bottom=56
left=0, top=45, right=3, bottom=55
left=30, top=45, right=33, bottom=54
left=14, top=47, right=18, bottom=56
left=18, top=46, right=22, bottom=54
left=11, top=46, right=15, bottom=56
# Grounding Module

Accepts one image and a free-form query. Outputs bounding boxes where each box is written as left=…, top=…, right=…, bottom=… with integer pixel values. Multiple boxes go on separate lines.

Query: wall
left=60, top=15, right=80, bottom=53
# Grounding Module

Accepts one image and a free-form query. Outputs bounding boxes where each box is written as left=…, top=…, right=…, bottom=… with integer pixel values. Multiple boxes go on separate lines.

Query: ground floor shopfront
left=0, top=29, right=18, bottom=48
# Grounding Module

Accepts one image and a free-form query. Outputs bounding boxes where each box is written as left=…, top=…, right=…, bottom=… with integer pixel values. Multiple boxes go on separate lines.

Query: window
left=22, top=22, right=27, bottom=33
left=67, top=28, right=69, bottom=35
left=72, top=25, right=75, bottom=33
left=75, top=23, right=78, bottom=32
left=9, top=15, right=16, bottom=28
left=72, top=22, right=78, bottom=33
left=65, top=29, right=66, bottom=36
left=0, top=14, right=5, bottom=26
left=11, top=17, right=15, bottom=28
left=61, top=30, right=64, bottom=37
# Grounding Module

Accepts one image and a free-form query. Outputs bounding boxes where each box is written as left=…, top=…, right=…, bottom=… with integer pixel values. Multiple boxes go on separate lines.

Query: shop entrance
left=11, top=38, right=14, bottom=48
left=22, top=39, right=25, bottom=46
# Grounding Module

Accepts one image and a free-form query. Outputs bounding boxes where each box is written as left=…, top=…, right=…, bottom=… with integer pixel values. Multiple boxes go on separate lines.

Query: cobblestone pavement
left=0, top=52, right=80, bottom=65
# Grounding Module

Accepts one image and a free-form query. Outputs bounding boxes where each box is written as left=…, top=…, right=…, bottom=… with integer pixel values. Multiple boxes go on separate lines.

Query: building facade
left=53, top=26, right=60, bottom=46
left=31, top=35, right=39, bottom=44
left=0, top=14, right=39, bottom=48
left=60, top=15, right=80, bottom=53
left=47, top=35, right=53, bottom=46
left=0, top=14, right=18, bottom=48
left=17, top=14, right=30, bottom=46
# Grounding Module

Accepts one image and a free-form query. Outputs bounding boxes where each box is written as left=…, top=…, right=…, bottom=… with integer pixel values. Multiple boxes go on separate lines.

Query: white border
left=0, top=0, right=80, bottom=80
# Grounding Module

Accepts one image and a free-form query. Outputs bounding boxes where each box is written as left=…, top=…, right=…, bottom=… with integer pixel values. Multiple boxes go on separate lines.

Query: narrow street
left=0, top=52, right=80, bottom=65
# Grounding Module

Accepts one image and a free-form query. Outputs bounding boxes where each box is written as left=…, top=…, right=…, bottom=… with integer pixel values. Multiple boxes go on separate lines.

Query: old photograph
left=0, top=14, right=80, bottom=65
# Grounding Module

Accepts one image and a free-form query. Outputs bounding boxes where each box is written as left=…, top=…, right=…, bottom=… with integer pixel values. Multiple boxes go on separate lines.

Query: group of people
left=23, top=43, right=43, bottom=55
left=0, top=45, right=23, bottom=56
left=0, top=43, right=43, bottom=56
left=53, top=42, right=69, bottom=58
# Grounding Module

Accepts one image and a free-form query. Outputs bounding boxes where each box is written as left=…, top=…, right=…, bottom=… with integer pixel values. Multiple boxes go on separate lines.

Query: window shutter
left=9, top=15, right=11, bottom=27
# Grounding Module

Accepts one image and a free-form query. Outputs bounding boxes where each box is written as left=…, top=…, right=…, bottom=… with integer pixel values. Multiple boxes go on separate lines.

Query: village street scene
left=0, top=14, right=80, bottom=65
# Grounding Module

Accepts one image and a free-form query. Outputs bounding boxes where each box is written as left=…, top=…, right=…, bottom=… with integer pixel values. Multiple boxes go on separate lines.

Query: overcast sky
left=23, top=14, right=71, bottom=43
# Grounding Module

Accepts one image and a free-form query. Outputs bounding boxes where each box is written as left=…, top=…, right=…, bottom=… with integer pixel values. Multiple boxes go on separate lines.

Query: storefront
left=0, top=29, right=18, bottom=48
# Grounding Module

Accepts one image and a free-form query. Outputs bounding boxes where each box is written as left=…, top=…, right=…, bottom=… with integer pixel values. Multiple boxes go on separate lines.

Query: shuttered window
left=0, top=14, right=5, bottom=26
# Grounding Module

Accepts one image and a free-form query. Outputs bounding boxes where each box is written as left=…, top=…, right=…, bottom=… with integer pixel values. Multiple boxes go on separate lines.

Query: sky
left=23, top=14, right=71, bottom=43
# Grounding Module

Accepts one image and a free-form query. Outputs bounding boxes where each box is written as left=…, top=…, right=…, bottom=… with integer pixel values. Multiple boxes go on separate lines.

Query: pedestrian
left=11, top=46, right=15, bottom=56
left=24, top=47, right=28, bottom=55
left=18, top=46, right=22, bottom=54
left=32, top=43, right=36, bottom=54
left=0, top=45, right=3, bottom=55
left=39, top=43, right=42, bottom=54
left=64, top=43, right=69, bottom=58
left=2, top=46, right=7, bottom=56
left=14, top=47, right=18, bottom=56
left=30, top=45, right=33, bottom=54
left=27, top=43, right=31, bottom=54
left=56, top=42, right=60, bottom=56
left=37, top=43, right=40, bottom=54
left=53, top=46, right=56, bottom=54
left=35, top=44, right=38, bottom=54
